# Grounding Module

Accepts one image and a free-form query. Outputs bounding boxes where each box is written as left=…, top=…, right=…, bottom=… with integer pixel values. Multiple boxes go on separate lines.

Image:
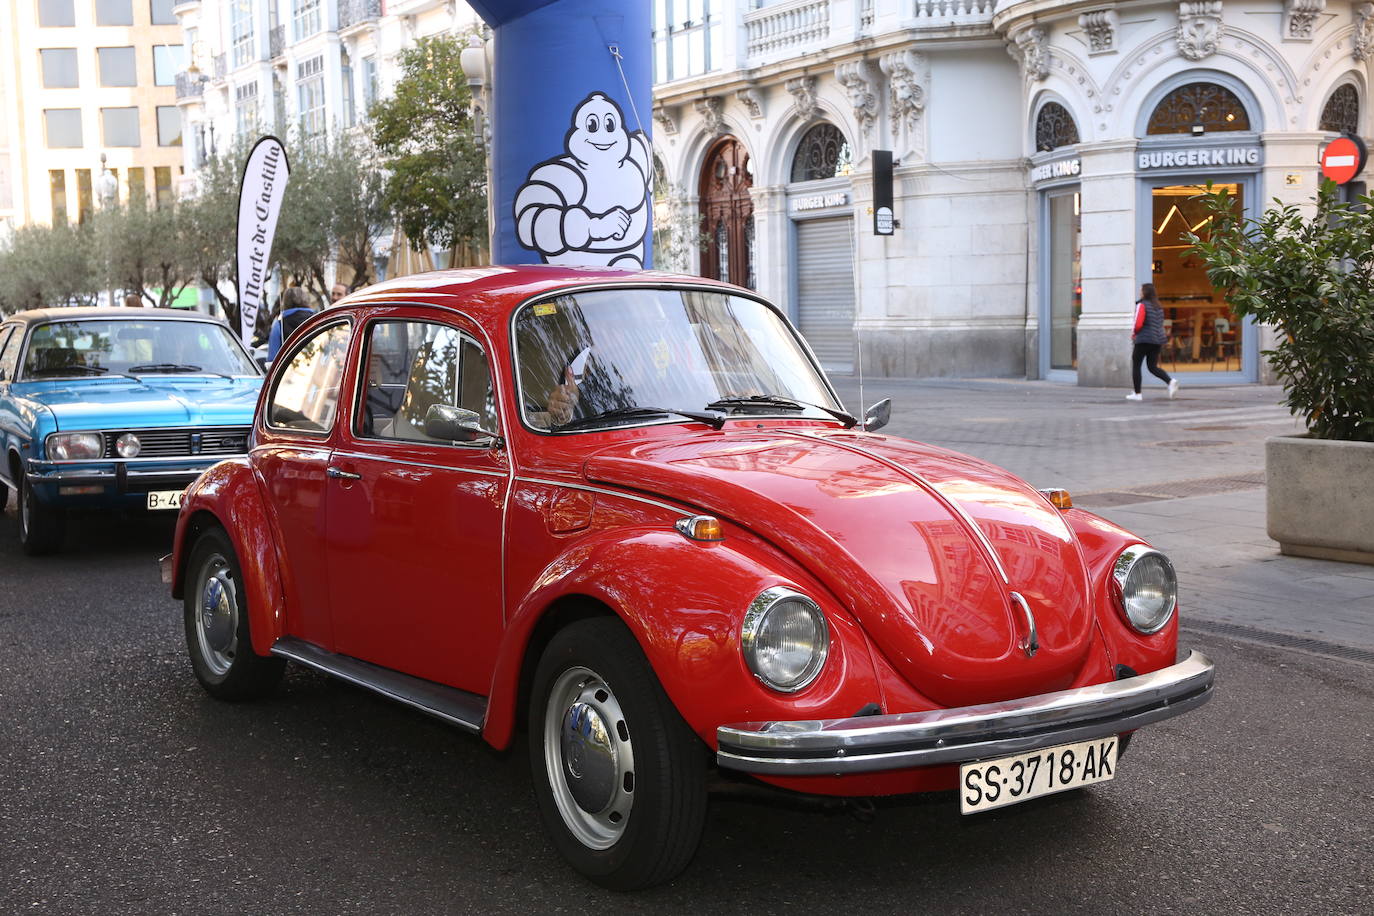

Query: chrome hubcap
left=196, top=555, right=238, bottom=677
left=544, top=666, right=634, bottom=849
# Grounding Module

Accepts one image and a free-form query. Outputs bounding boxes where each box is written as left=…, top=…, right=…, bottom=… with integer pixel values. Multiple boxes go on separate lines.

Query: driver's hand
left=548, top=367, right=580, bottom=425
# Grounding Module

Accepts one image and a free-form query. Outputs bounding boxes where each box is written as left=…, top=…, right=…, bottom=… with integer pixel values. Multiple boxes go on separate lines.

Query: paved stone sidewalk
left=827, top=375, right=1374, bottom=654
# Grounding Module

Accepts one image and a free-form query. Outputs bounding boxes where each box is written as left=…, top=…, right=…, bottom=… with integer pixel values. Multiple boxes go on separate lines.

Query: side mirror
left=424, top=403, right=502, bottom=446
left=863, top=397, right=892, bottom=433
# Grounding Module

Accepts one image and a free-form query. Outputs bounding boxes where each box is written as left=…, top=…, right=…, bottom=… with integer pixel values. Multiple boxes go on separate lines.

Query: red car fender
left=1061, top=508, right=1177, bottom=675
left=481, top=526, right=883, bottom=751
left=171, top=458, right=287, bottom=657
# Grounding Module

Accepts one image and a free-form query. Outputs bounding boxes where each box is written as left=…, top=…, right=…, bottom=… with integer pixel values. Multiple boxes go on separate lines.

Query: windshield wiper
left=556, top=406, right=726, bottom=431
left=28, top=365, right=109, bottom=377
left=127, top=363, right=204, bottom=374
left=705, top=394, right=859, bottom=428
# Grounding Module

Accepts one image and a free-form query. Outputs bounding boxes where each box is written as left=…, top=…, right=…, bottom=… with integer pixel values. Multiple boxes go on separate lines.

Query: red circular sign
left=1321, top=136, right=1365, bottom=184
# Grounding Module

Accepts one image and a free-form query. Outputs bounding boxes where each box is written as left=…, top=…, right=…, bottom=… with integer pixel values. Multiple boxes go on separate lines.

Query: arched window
left=790, top=123, right=852, bottom=182
left=1319, top=83, right=1360, bottom=134
left=1146, top=82, right=1250, bottom=135
left=1035, top=102, right=1080, bottom=152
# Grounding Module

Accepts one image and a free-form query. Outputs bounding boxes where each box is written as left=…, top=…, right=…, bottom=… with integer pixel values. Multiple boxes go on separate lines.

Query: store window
left=94, top=0, right=133, bottom=26
left=44, top=109, right=83, bottom=148
left=40, top=48, right=79, bottom=88
left=102, top=107, right=140, bottom=147
left=1035, top=102, right=1079, bottom=152
left=98, top=47, right=137, bottom=87
left=1046, top=191, right=1081, bottom=371
left=790, top=123, right=852, bottom=182
left=1149, top=184, right=1243, bottom=373
left=1146, top=83, right=1250, bottom=135
left=1319, top=84, right=1360, bottom=134
left=38, top=0, right=75, bottom=27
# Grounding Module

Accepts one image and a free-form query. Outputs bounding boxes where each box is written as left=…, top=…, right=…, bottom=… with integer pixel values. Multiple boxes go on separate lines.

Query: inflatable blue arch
left=468, top=1, right=653, bottom=267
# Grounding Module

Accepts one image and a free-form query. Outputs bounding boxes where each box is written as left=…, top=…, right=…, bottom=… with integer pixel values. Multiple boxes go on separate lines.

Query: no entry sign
left=1320, top=135, right=1366, bottom=184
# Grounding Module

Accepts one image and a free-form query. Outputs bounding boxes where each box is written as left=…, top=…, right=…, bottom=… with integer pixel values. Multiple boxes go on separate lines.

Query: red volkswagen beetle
left=166, top=266, right=1213, bottom=889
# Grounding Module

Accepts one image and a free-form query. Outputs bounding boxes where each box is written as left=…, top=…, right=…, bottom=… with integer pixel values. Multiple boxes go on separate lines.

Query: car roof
left=327, top=265, right=744, bottom=325
left=1, top=307, right=230, bottom=327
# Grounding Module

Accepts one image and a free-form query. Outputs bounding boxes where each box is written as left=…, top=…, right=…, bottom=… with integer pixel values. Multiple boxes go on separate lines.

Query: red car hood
left=584, top=428, right=1096, bottom=707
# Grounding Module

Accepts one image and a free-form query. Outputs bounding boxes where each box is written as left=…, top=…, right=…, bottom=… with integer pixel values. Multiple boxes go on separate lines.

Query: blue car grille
left=100, top=426, right=252, bottom=458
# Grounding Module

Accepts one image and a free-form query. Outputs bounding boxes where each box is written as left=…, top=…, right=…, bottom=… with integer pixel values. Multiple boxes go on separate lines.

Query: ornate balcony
left=269, top=25, right=284, bottom=59
left=212, top=53, right=226, bottom=81
left=174, top=70, right=205, bottom=101
left=339, top=0, right=382, bottom=31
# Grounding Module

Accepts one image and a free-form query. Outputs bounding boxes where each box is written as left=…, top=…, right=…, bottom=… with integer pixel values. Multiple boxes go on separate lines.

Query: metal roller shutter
left=795, top=217, right=855, bottom=372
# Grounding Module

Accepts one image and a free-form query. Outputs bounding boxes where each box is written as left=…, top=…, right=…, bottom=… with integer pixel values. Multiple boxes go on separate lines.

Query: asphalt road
left=2, top=389, right=1372, bottom=914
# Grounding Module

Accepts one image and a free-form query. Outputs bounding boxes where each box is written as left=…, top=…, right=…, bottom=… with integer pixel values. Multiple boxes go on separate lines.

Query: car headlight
left=115, top=433, right=142, bottom=458
left=1112, top=545, right=1177, bottom=634
left=45, top=431, right=104, bottom=460
left=741, top=587, right=829, bottom=692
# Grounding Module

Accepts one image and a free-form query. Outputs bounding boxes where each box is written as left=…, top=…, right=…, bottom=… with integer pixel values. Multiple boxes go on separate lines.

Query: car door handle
left=327, top=466, right=361, bottom=480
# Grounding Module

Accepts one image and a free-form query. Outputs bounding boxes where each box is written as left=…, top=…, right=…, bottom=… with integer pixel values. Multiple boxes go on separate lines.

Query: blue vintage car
left=0, top=307, right=263, bottom=554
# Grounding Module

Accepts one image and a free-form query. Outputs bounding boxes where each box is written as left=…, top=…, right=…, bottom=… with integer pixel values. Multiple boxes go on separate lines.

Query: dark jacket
left=1133, top=298, right=1167, bottom=346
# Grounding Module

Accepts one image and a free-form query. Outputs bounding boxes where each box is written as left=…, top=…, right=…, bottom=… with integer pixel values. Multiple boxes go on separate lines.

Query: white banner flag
left=235, top=136, right=291, bottom=344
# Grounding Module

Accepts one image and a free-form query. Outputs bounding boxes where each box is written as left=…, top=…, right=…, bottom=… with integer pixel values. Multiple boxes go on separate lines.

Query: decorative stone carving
left=1355, top=3, right=1374, bottom=60
left=1177, top=1, right=1223, bottom=61
left=1284, top=0, right=1325, bottom=39
left=834, top=59, right=878, bottom=136
left=1078, top=9, right=1119, bottom=54
left=785, top=76, right=820, bottom=123
left=654, top=104, right=678, bottom=136
left=879, top=49, right=926, bottom=134
left=1010, top=26, right=1050, bottom=82
left=735, top=86, right=764, bottom=120
left=694, top=97, right=727, bottom=137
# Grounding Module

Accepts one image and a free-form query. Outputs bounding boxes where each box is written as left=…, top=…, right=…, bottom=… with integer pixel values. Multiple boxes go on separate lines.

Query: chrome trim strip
left=271, top=637, right=486, bottom=733
left=1010, top=591, right=1039, bottom=658
left=329, top=450, right=509, bottom=479
left=31, top=454, right=246, bottom=467
left=715, top=651, right=1214, bottom=776
left=514, top=475, right=683, bottom=513
left=783, top=430, right=1011, bottom=584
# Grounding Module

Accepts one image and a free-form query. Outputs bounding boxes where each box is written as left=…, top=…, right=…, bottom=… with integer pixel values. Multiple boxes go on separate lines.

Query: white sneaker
left=1168, top=379, right=1179, bottom=399
left=1126, top=393, right=1143, bottom=401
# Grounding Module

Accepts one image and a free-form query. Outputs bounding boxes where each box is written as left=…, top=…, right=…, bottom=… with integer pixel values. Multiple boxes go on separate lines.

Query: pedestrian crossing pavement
left=1097, top=404, right=1300, bottom=428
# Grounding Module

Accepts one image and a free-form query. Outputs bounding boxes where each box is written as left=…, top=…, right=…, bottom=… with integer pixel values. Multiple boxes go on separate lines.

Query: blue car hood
left=14, top=376, right=263, bottom=430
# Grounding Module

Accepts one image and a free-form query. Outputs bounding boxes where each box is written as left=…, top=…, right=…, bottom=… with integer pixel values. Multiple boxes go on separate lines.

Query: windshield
left=515, top=288, right=839, bottom=431
left=21, top=319, right=259, bottom=380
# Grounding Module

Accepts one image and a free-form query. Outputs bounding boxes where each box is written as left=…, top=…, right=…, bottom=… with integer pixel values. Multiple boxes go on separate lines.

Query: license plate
left=960, top=736, right=1118, bottom=814
left=146, top=489, right=186, bottom=511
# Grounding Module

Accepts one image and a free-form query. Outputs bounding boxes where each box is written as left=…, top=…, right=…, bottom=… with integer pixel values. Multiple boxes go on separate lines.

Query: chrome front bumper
left=716, top=650, right=1215, bottom=776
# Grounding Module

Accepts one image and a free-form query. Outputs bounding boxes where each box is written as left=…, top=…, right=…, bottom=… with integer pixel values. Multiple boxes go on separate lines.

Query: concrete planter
left=1267, top=434, right=1374, bottom=565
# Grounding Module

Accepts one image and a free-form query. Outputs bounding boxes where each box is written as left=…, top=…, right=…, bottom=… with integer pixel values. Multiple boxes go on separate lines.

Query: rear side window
left=0, top=327, right=17, bottom=381
left=266, top=322, right=351, bottom=433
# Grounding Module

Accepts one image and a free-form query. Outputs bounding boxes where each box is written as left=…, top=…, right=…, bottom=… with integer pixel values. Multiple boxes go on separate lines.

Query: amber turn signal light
left=1039, top=488, right=1073, bottom=510
left=675, top=515, right=725, bottom=542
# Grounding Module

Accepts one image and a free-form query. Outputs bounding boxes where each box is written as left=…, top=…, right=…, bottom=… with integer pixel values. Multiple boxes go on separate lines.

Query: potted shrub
left=1188, top=181, right=1374, bottom=564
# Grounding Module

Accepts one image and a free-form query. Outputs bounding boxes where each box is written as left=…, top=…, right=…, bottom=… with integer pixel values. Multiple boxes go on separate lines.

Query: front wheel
left=529, top=617, right=708, bottom=890
left=183, top=526, right=285, bottom=700
left=18, top=472, right=65, bottom=556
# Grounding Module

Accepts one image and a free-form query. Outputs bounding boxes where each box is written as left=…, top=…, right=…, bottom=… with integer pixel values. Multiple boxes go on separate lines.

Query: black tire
left=528, top=617, right=708, bottom=890
left=183, top=525, right=285, bottom=700
left=18, top=471, right=65, bottom=556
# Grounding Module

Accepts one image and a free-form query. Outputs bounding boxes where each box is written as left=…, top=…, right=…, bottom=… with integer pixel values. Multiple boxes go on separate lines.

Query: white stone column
left=1074, top=138, right=1139, bottom=387
left=750, top=184, right=789, bottom=308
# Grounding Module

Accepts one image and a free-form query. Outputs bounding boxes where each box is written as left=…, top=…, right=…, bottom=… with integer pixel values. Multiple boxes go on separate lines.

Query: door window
left=357, top=320, right=497, bottom=443
left=266, top=322, right=350, bottom=432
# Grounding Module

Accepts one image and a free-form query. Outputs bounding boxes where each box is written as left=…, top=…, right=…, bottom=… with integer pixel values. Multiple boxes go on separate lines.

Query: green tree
left=181, top=142, right=248, bottom=327
left=370, top=34, right=488, bottom=258
left=0, top=222, right=98, bottom=313
left=1187, top=181, right=1374, bottom=441
left=91, top=198, right=196, bottom=308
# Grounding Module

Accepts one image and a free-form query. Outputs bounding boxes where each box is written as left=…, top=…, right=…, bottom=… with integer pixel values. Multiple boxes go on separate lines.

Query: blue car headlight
left=45, top=432, right=104, bottom=460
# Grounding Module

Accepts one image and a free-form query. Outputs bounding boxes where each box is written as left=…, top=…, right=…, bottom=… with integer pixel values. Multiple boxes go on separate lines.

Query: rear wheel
left=183, top=526, right=285, bottom=700
left=528, top=617, right=708, bottom=890
left=18, top=472, right=65, bottom=556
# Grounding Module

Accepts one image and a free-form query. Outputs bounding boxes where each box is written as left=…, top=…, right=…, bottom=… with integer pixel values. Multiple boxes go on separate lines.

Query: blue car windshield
left=21, top=319, right=258, bottom=379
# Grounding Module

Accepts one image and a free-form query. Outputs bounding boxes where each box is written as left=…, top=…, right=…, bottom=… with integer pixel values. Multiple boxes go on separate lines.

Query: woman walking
left=1128, top=283, right=1178, bottom=401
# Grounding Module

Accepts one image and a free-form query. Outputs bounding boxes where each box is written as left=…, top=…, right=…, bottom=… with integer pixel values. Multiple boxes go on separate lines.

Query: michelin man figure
left=514, top=92, right=652, bottom=267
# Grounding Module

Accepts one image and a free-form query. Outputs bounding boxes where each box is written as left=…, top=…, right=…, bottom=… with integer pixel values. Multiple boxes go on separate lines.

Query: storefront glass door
left=1046, top=190, right=1082, bottom=372
left=1149, top=183, right=1244, bottom=374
